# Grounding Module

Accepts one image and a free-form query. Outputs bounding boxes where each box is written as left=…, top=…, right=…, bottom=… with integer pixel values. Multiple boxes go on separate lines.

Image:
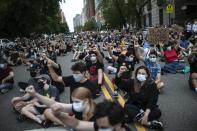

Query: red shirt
left=164, top=49, right=178, bottom=63
left=0, top=66, right=14, bottom=84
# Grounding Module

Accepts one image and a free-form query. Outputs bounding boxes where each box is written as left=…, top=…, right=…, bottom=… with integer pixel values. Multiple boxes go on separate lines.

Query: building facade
left=73, top=14, right=81, bottom=31
left=94, top=0, right=105, bottom=24
left=142, top=0, right=197, bottom=28
left=84, top=0, right=95, bottom=21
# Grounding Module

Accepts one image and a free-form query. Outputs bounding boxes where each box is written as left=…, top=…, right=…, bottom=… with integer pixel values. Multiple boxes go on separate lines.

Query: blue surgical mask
left=0, top=64, right=5, bottom=68
left=137, top=74, right=146, bottom=82
left=73, top=74, right=83, bottom=82
left=150, top=58, right=157, bottom=62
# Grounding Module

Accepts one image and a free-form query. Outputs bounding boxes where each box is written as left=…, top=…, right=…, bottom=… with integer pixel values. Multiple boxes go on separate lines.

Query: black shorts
left=34, top=106, right=48, bottom=114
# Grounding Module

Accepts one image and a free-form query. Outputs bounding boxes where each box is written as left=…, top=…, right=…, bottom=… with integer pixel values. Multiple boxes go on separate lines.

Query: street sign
left=166, top=4, right=173, bottom=13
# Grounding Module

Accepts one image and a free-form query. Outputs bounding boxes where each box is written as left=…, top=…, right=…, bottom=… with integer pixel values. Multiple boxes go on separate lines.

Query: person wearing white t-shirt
left=192, top=20, right=197, bottom=33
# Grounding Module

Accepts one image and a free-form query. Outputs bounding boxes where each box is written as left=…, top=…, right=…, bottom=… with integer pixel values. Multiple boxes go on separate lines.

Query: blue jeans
left=0, top=83, right=13, bottom=90
left=164, top=61, right=185, bottom=74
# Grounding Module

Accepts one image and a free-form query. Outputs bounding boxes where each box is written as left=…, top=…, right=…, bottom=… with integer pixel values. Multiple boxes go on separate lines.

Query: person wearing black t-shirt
left=188, top=47, right=197, bottom=92
left=115, top=66, right=163, bottom=130
left=86, top=51, right=104, bottom=94
left=48, top=61, right=97, bottom=99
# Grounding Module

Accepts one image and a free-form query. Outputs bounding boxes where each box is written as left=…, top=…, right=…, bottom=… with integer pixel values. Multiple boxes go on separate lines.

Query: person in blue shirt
left=135, top=43, right=165, bottom=91
left=179, top=35, right=193, bottom=57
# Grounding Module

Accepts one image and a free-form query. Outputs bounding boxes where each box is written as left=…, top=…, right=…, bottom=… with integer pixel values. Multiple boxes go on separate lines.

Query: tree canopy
left=99, top=0, right=151, bottom=30
left=0, top=0, right=69, bottom=38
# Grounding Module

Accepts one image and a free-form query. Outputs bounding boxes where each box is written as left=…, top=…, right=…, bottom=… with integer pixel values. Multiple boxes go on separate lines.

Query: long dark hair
left=135, top=66, right=152, bottom=86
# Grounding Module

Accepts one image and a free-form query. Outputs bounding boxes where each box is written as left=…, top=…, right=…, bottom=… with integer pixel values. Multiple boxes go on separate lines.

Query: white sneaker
left=19, top=88, right=25, bottom=93
left=194, top=88, right=197, bottom=93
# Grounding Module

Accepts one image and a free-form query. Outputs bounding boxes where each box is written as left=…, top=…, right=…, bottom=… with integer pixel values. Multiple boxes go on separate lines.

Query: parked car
left=0, top=39, right=16, bottom=49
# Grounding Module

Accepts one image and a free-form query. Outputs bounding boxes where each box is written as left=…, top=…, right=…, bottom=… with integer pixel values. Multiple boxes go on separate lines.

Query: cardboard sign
left=147, top=28, right=169, bottom=45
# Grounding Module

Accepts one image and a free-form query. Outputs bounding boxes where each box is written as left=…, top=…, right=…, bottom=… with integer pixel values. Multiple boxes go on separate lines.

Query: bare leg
left=21, top=105, right=42, bottom=124
left=44, top=108, right=64, bottom=126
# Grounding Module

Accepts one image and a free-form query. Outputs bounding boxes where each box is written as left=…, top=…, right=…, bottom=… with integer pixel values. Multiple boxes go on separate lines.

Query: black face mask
left=30, top=71, right=37, bottom=77
left=113, top=51, right=121, bottom=56
left=38, top=81, right=45, bottom=88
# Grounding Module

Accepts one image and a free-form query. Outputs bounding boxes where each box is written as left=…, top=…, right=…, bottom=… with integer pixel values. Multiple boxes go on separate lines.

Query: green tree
left=0, top=0, right=69, bottom=38
left=74, top=25, right=83, bottom=32
left=83, top=18, right=97, bottom=31
left=99, top=0, right=150, bottom=29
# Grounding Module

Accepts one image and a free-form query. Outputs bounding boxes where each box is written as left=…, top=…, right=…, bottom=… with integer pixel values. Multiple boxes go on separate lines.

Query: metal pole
left=169, top=13, right=171, bottom=26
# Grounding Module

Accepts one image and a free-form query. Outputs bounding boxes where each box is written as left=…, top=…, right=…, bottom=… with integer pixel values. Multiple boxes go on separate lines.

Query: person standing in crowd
left=115, top=66, right=163, bottom=130
left=48, top=61, right=97, bottom=99
left=0, top=59, right=14, bottom=93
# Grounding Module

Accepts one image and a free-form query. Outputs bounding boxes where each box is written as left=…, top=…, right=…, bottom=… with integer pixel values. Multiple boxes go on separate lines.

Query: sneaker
left=17, top=114, right=25, bottom=122
left=149, top=120, right=163, bottom=130
left=113, top=90, right=119, bottom=97
left=0, top=88, right=9, bottom=94
left=41, top=120, right=52, bottom=128
left=19, top=88, right=25, bottom=93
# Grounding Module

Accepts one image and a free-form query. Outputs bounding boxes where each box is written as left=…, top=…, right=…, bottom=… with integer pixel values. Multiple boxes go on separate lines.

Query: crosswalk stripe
left=103, top=73, right=125, bottom=107
left=103, top=73, right=147, bottom=131
left=101, top=85, right=113, bottom=101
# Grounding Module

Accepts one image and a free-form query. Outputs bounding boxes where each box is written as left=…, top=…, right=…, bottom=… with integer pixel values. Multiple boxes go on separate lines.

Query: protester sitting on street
left=18, top=66, right=39, bottom=93
left=0, top=59, right=14, bottom=93
left=115, top=66, right=163, bottom=130
left=25, top=86, right=96, bottom=128
left=135, top=43, right=164, bottom=91
left=48, top=61, right=97, bottom=99
left=19, top=75, right=59, bottom=125
left=178, top=35, right=193, bottom=58
left=47, top=46, right=57, bottom=62
left=46, top=100, right=131, bottom=131
left=42, top=55, right=65, bottom=94
left=86, top=50, right=104, bottom=95
left=188, top=46, right=197, bottom=92
left=160, top=41, right=186, bottom=74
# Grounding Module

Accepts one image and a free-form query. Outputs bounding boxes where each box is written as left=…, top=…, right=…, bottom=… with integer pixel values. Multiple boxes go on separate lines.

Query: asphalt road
left=0, top=50, right=197, bottom=131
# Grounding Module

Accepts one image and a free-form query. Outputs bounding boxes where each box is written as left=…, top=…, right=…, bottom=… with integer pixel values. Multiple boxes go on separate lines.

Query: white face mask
left=167, top=46, right=172, bottom=51
left=72, top=101, right=85, bottom=112
left=90, top=56, right=97, bottom=62
left=150, top=58, right=157, bottom=62
left=0, top=64, right=5, bottom=68
left=98, top=128, right=113, bottom=131
left=73, top=73, right=83, bottom=82
left=137, top=74, right=146, bottom=82
left=127, top=56, right=134, bottom=62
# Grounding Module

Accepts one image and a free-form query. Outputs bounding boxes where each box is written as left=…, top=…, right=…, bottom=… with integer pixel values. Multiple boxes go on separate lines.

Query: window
left=159, top=8, right=163, bottom=25
left=148, top=13, right=152, bottom=27
left=157, top=0, right=165, bottom=6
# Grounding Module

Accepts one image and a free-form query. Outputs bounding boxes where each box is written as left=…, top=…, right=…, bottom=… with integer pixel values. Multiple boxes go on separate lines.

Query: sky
left=60, top=0, right=83, bottom=32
